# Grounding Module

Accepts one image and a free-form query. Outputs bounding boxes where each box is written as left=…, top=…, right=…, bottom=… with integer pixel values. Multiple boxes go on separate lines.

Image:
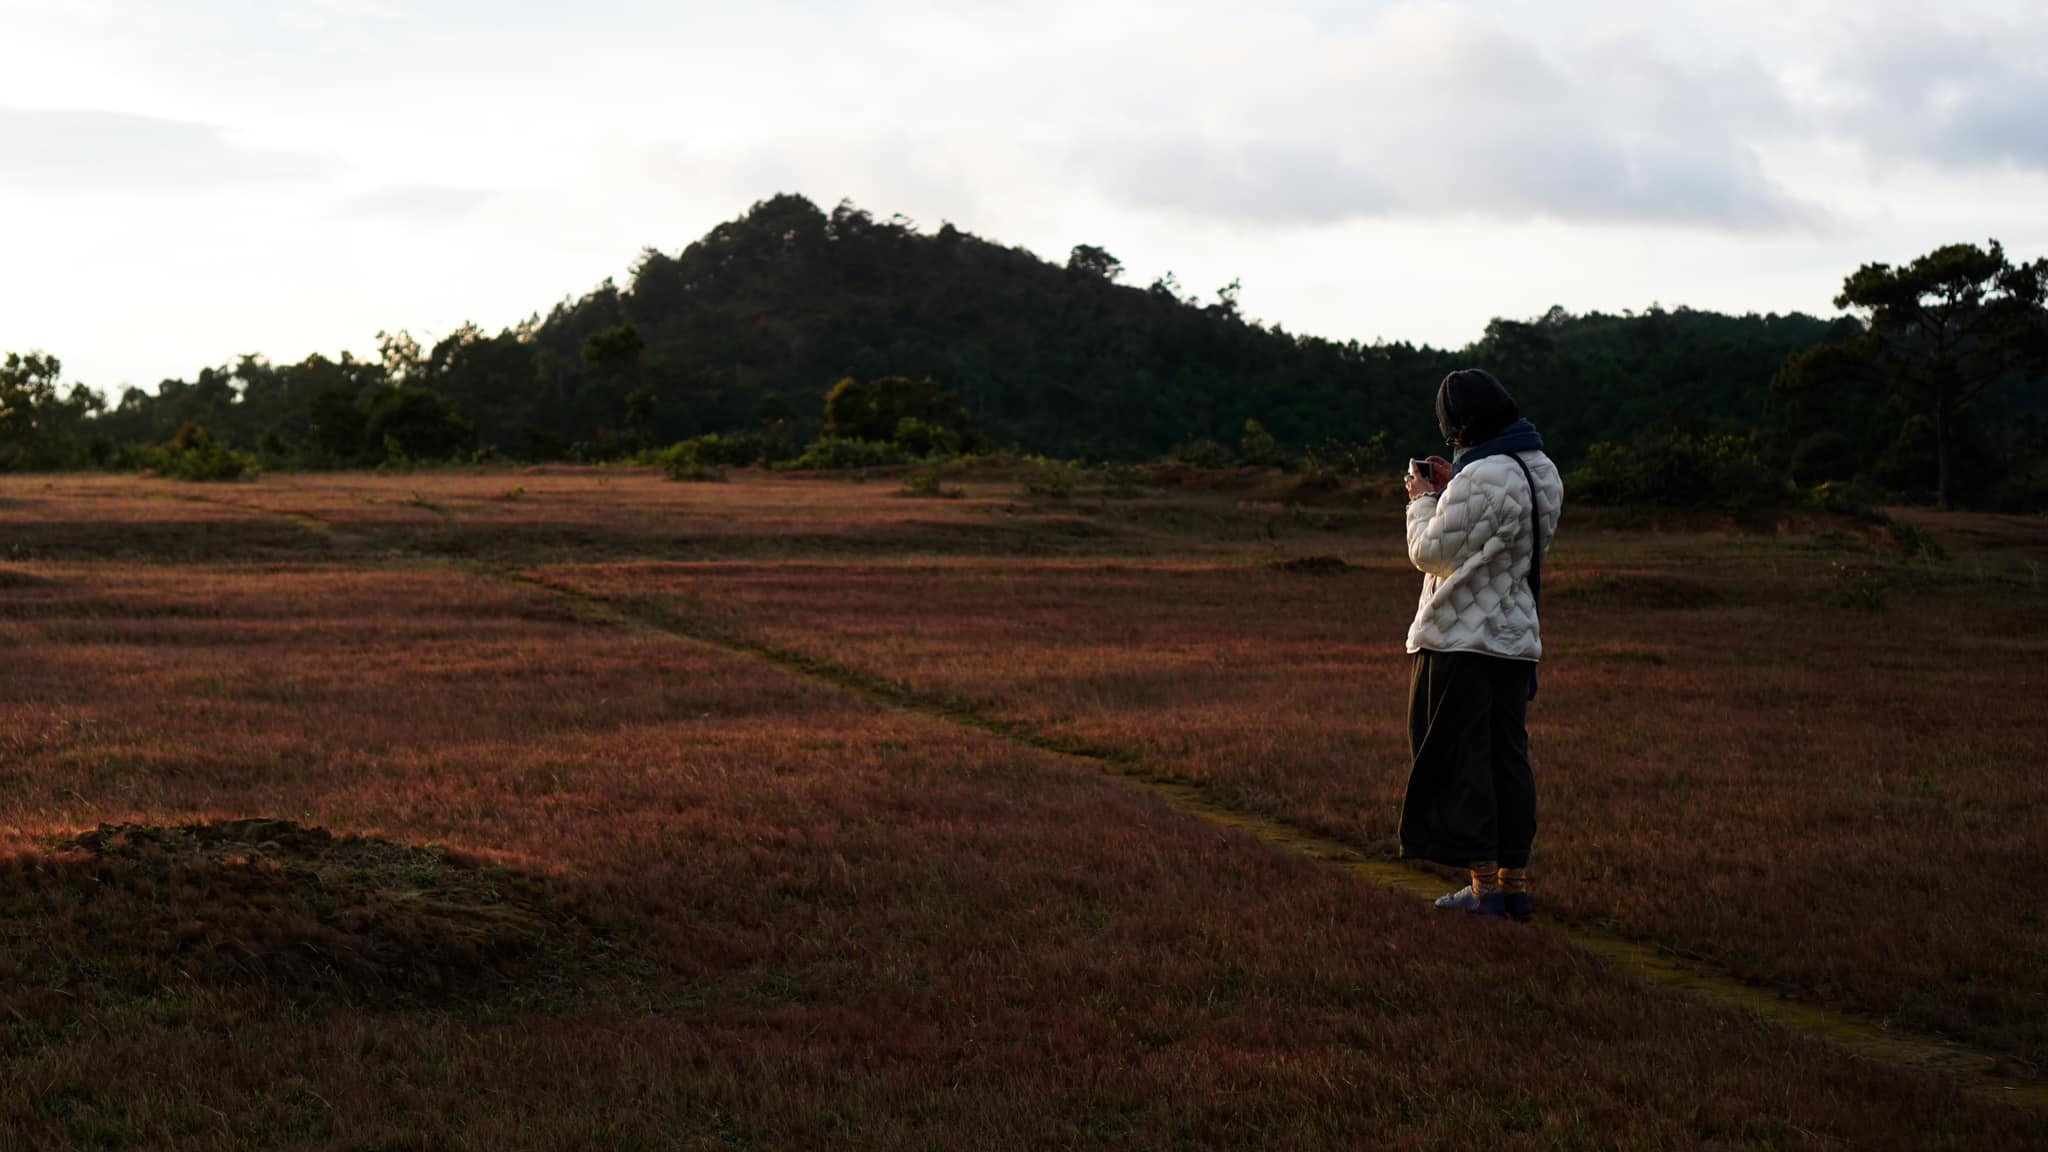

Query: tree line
left=3, top=194, right=2042, bottom=510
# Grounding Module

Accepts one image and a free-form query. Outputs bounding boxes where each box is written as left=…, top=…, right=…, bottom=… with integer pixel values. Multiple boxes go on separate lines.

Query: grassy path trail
left=169, top=483, right=2048, bottom=1114
left=506, top=565, right=2048, bottom=1113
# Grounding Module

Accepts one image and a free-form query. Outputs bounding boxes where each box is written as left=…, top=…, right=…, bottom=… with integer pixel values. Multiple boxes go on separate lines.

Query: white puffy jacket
left=1405, top=451, right=1564, bottom=661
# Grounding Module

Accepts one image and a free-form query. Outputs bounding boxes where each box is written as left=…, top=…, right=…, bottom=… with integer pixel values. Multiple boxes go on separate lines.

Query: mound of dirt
left=0, top=819, right=629, bottom=1027
left=1547, top=570, right=1728, bottom=610
left=1273, top=555, right=1353, bottom=576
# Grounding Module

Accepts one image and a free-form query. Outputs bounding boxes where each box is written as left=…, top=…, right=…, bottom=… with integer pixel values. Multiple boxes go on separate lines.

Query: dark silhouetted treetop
left=1834, top=240, right=2047, bottom=508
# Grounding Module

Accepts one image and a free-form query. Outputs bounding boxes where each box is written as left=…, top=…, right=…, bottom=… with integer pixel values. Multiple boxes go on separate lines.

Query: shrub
left=1291, top=459, right=1346, bottom=496
left=824, top=376, right=975, bottom=448
left=893, top=416, right=962, bottom=458
left=900, top=468, right=962, bottom=499
left=1887, top=520, right=1946, bottom=562
left=785, top=437, right=911, bottom=471
left=1273, top=555, right=1351, bottom=576
left=1099, top=463, right=1149, bottom=498
left=1017, top=459, right=1074, bottom=500
left=1829, top=562, right=1888, bottom=611
left=364, top=386, right=473, bottom=463
left=1806, top=480, right=1886, bottom=520
left=1172, top=438, right=1232, bottom=468
left=1304, top=433, right=1389, bottom=478
left=658, top=433, right=764, bottom=479
left=664, top=455, right=726, bottom=483
left=1568, top=434, right=1791, bottom=512
left=1239, top=419, right=1282, bottom=467
left=696, top=433, right=766, bottom=468
left=143, top=422, right=258, bottom=482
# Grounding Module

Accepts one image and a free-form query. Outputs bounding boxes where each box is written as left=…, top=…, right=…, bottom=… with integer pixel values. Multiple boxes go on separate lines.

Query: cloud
left=1064, top=5, right=1822, bottom=230
left=1071, top=137, right=1388, bottom=225
left=343, top=184, right=497, bottom=223
left=0, top=106, right=325, bottom=190
left=1820, top=21, right=2048, bottom=171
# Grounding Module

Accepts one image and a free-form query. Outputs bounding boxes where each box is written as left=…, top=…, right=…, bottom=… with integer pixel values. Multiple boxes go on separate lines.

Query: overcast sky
left=3, top=0, right=2046, bottom=395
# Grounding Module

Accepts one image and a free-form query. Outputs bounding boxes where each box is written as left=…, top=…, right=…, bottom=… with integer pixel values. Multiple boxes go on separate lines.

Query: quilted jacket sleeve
left=1406, top=469, right=1499, bottom=578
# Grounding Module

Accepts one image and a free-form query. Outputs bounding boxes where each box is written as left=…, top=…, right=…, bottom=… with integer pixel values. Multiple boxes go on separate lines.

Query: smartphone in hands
left=1409, top=456, right=1450, bottom=497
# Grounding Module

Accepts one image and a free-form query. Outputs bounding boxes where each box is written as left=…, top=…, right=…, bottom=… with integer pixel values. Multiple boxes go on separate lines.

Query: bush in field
left=1304, top=432, right=1389, bottom=478
left=695, top=432, right=766, bottom=468
left=892, top=416, right=961, bottom=458
left=144, top=421, right=258, bottom=481
left=789, top=377, right=977, bottom=469
left=1099, top=463, right=1149, bottom=498
left=1172, top=438, right=1232, bottom=468
left=1887, top=520, right=1946, bottom=562
left=900, top=468, right=962, bottom=499
left=1829, top=562, right=1888, bottom=611
left=365, top=386, right=473, bottom=463
left=1568, top=433, right=1790, bottom=512
left=786, top=437, right=911, bottom=471
left=824, top=376, right=974, bottom=450
left=1291, top=458, right=1346, bottom=496
left=661, top=450, right=726, bottom=483
left=658, top=432, right=765, bottom=480
left=1018, top=458, right=1074, bottom=500
left=1807, top=480, right=1887, bottom=520
left=1239, top=419, right=1283, bottom=467
left=1292, top=435, right=1401, bottom=500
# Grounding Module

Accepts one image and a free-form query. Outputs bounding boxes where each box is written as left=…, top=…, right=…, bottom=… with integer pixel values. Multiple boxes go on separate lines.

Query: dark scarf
left=1451, top=418, right=1547, bottom=699
left=1451, top=418, right=1544, bottom=475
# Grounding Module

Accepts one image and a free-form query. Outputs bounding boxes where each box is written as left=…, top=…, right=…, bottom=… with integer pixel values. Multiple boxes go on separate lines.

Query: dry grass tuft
left=1271, top=554, right=1353, bottom=576
left=1546, top=568, right=1728, bottom=609
left=1, top=817, right=632, bottom=1039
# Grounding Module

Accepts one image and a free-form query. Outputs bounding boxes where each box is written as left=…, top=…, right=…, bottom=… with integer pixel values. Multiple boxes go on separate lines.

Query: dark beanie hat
left=1436, top=368, right=1519, bottom=445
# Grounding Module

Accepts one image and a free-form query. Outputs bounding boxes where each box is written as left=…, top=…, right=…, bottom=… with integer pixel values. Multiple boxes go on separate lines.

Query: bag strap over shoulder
left=1509, top=452, right=1544, bottom=701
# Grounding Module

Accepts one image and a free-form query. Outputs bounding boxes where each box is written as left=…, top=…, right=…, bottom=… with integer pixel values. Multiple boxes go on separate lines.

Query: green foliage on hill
left=1565, top=434, right=1787, bottom=512
left=60, top=196, right=1841, bottom=468
left=3, top=195, right=2042, bottom=508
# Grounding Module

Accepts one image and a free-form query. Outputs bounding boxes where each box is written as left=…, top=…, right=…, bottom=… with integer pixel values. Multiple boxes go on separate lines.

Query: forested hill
left=90, top=193, right=1846, bottom=465
left=507, top=193, right=1844, bottom=461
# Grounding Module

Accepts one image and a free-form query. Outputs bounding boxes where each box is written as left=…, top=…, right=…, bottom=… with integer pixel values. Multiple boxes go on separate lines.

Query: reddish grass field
left=568, top=548, right=2048, bottom=1066
left=2, top=469, right=2044, bottom=1149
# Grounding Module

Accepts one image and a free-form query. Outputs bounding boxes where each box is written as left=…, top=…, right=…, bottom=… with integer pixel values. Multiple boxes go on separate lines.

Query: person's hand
left=1405, top=456, right=1452, bottom=501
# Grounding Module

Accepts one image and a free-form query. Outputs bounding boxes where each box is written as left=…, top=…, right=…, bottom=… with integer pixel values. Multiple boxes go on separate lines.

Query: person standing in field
left=1399, top=368, right=1563, bottom=921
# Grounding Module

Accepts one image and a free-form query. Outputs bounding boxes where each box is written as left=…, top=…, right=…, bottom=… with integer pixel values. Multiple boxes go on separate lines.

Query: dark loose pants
left=1400, top=650, right=1537, bottom=870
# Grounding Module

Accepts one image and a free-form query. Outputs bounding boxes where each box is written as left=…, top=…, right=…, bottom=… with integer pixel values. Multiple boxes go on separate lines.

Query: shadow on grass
left=0, top=818, right=657, bottom=1056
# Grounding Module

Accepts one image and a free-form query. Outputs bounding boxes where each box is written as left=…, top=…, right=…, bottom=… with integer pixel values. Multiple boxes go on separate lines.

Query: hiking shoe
left=1503, top=892, right=1533, bottom=923
left=1433, top=885, right=1508, bottom=917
